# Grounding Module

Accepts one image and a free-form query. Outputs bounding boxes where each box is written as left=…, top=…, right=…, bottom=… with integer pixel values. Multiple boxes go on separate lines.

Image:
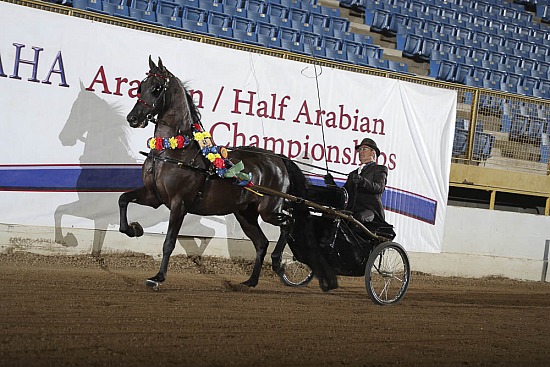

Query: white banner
left=0, top=3, right=456, bottom=252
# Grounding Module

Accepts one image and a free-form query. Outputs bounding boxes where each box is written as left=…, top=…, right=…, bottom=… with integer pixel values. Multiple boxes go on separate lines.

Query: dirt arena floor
left=1, top=251, right=550, bottom=367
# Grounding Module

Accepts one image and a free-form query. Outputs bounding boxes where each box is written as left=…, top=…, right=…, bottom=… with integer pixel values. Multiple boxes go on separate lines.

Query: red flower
left=176, top=135, right=184, bottom=148
left=193, top=123, right=202, bottom=132
left=155, top=137, right=163, bottom=150
left=213, top=157, right=225, bottom=168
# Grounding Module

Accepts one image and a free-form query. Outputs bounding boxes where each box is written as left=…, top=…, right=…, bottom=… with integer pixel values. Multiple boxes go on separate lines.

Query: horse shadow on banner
left=54, top=82, right=217, bottom=256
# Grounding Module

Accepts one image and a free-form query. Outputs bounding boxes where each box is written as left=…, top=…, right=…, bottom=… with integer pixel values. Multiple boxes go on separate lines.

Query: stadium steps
left=318, top=0, right=429, bottom=76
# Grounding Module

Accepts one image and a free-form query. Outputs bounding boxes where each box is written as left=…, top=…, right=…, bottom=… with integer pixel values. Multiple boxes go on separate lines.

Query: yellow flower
left=203, top=132, right=211, bottom=139
left=194, top=132, right=205, bottom=141
left=168, top=137, right=178, bottom=149
left=206, top=153, right=221, bottom=161
left=148, top=138, right=155, bottom=149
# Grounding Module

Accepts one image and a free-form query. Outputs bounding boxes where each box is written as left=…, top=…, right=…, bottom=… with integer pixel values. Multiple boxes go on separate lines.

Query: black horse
left=119, top=57, right=337, bottom=291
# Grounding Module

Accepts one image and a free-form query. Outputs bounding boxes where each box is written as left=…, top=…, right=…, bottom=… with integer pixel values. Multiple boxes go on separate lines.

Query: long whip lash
left=305, top=37, right=330, bottom=175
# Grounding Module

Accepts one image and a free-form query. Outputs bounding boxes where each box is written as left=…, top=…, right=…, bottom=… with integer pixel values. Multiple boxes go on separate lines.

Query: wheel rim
left=368, top=246, right=409, bottom=304
left=281, top=253, right=314, bottom=287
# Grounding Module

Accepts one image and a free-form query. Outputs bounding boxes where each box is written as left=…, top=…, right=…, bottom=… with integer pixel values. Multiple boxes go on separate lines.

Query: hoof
left=319, top=277, right=339, bottom=292
left=274, top=263, right=286, bottom=279
left=145, top=279, right=160, bottom=291
left=240, top=279, right=257, bottom=288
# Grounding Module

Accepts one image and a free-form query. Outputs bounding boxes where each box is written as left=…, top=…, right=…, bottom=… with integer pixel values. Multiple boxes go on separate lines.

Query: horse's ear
left=158, top=57, right=165, bottom=72
left=79, top=80, right=85, bottom=91
left=149, top=55, right=156, bottom=71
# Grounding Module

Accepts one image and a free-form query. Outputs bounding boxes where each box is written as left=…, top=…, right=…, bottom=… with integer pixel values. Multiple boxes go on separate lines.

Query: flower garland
left=146, top=123, right=250, bottom=183
left=147, top=135, right=190, bottom=150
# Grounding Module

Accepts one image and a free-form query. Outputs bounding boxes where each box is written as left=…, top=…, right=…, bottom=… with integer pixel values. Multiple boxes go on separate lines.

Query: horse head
left=127, top=56, right=175, bottom=129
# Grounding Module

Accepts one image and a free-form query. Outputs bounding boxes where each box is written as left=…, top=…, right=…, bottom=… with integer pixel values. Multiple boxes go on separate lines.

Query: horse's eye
left=151, top=84, right=163, bottom=96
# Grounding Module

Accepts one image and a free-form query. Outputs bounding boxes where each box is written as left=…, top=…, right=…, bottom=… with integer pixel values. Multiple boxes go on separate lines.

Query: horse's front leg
left=146, top=201, right=186, bottom=289
left=118, top=187, right=161, bottom=238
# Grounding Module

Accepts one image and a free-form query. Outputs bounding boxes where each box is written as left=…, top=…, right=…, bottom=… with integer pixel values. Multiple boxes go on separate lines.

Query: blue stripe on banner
left=383, top=188, right=437, bottom=225
left=1, top=167, right=437, bottom=224
left=308, top=176, right=437, bottom=225
left=0, top=166, right=143, bottom=192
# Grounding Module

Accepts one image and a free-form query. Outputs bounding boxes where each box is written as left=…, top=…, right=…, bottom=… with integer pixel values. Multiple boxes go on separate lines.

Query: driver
left=325, top=138, right=388, bottom=225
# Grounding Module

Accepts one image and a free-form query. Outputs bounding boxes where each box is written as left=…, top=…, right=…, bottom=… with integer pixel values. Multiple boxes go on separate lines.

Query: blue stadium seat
left=232, top=15, right=254, bottom=31
left=199, top=0, right=224, bottom=12
left=419, top=37, right=438, bottom=62
left=500, top=82, right=518, bottom=95
left=324, top=48, right=349, bottom=63
left=471, top=66, right=491, bottom=80
left=279, top=26, right=299, bottom=41
left=84, top=0, right=109, bottom=14
left=208, top=23, right=235, bottom=40
left=320, top=5, right=340, bottom=18
left=452, top=125, right=468, bottom=157
left=233, top=28, right=262, bottom=45
left=387, top=60, right=410, bottom=74
left=181, top=18, right=209, bottom=34
left=309, top=12, right=330, bottom=28
left=331, top=16, right=350, bottom=32
left=208, top=10, right=231, bottom=28
left=454, top=63, right=473, bottom=84
left=361, top=44, right=383, bottom=59
left=102, top=0, right=134, bottom=19
left=436, top=60, right=457, bottom=82
left=287, top=7, right=309, bottom=24
left=258, top=33, right=284, bottom=49
left=183, top=5, right=207, bottom=21
left=370, top=9, right=391, bottom=33
left=312, top=23, right=334, bottom=37
left=387, top=12, right=408, bottom=36
left=130, top=0, right=163, bottom=25
left=255, top=21, right=277, bottom=37
left=157, top=12, right=183, bottom=28
left=281, top=38, right=306, bottom=54
left=72, top=0, right=88, bottom=10
left=472, top=132, right=495, bottom=161
left=156, top=1, right=182, bottom=17
left=267, top=3, right=289, bottom=24
left=400, top=33, right=422, bottom=59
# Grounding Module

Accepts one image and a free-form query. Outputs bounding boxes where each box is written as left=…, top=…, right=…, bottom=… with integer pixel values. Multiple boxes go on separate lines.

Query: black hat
left=355, top=138, right=380, bottom=156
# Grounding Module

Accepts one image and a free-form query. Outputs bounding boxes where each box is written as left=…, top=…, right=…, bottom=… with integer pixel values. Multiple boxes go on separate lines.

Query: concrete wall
left=411, top=206, right=550, bottom=281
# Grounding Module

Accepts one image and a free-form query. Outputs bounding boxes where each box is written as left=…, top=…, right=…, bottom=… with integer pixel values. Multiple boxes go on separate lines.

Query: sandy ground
left=1, top=251, right=550, bottom=367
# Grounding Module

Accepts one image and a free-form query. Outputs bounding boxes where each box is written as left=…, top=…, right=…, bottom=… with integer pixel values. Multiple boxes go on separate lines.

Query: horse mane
left=179, top=79, right=202, bottom=126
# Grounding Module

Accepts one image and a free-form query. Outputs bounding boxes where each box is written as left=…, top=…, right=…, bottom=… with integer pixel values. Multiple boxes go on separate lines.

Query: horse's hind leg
left=118, top=187, right=161, bottom=238
left=234, top=208, right=269, bottom=287
left=270, top=229, right=287, bottom=276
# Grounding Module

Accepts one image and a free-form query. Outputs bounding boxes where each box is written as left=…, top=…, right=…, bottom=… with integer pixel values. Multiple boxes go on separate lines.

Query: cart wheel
left=279, top=252, right=314, bottom=287
left=365, top=241, right=410, bottom=305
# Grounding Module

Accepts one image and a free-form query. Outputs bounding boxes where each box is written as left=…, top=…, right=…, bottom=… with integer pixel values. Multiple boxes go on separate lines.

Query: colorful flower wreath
left=147, top=135, right=190, bottom=150
left=146, top=123, right=250, bottom=183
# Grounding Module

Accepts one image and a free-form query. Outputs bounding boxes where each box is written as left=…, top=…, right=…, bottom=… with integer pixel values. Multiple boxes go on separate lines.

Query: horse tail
left=282, top=158, right=307, bottom=198
left=281, top=158, right=338, bottom=292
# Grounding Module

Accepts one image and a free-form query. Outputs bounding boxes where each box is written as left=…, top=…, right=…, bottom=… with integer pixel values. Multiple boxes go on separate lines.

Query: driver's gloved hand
left=349, top=172, right=363, bottom=184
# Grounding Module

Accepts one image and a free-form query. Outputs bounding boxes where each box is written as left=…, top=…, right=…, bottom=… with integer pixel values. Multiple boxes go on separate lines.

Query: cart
left=253, top=183, right=411, bottom=306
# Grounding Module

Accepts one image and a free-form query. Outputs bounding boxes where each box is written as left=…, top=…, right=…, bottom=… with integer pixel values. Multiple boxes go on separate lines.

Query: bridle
left=137, top=72, right=170, bottom=123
